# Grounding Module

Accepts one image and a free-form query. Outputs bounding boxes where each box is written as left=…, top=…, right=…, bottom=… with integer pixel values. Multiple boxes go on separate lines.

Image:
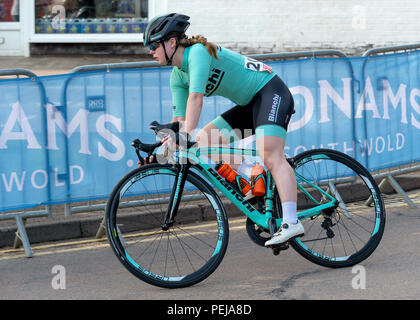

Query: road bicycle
left=105, top=121, right=385, bottom=289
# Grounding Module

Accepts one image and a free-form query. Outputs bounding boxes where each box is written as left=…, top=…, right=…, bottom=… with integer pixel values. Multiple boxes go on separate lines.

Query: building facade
left=1, top=0, right=420, bottom=57
left=0, top=0, right=149, bottom=56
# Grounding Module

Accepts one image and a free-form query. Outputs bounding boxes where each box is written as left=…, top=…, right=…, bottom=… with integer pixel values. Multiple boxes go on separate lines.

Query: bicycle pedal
left=269, top=242, right=289, bottom=255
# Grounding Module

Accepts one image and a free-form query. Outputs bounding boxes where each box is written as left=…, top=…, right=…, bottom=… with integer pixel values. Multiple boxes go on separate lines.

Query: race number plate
left=244, top=57, right=272, bottom=74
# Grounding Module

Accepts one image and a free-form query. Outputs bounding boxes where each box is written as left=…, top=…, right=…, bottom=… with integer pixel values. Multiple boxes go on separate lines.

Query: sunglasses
left=148, top=41, right=161, bottom=51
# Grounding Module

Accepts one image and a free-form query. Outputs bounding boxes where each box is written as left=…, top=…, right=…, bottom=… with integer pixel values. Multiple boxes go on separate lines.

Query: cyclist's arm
left=171, top=116, right=185, bottom=122
left=184, top=92, right=203, bottom=136
left=182, top=45, right=210, bottom=136
left=170, top=74, right=204, bottom=136
left=170, top=69, right=189, bottom=119
left=170, top=45, right=210, bottom=136
left=169, top=93, right=202, bottom=134
left=162, top=94, right=201, bottom=147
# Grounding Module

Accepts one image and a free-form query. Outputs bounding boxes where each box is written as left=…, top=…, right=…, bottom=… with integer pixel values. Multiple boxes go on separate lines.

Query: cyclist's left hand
left=162, top=134, right=177, bottom=152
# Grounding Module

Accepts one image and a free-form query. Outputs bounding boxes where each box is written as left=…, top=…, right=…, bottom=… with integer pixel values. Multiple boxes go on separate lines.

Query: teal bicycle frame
left=176, top=146, right=337, bottom=231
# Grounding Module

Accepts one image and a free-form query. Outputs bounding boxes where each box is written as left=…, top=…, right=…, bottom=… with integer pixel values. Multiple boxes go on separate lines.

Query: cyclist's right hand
left=142, top=154, right=156, bottom=165
left=138, top=136, right=170, bottom=167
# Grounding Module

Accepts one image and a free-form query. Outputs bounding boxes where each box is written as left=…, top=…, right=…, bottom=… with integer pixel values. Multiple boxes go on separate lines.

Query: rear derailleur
left=321, top=217, right=335, bottom=238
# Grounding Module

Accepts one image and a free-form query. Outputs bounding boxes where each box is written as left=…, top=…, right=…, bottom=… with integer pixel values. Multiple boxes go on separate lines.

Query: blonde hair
left=179, top=35, right=219, bottom=59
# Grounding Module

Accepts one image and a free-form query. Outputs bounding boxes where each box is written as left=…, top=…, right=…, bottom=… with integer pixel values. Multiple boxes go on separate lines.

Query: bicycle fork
left=161, top=163, right=190, bottom=231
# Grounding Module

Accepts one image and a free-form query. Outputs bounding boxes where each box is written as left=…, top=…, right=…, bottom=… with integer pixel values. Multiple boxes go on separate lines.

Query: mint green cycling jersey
left=170, top=44, right=275, bottom=118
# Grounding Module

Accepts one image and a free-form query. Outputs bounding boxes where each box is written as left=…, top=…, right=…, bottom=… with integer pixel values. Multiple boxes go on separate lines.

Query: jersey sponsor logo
left=205, top=68, right=225, bottom=96
left=268, top=94, right=281, bottom=122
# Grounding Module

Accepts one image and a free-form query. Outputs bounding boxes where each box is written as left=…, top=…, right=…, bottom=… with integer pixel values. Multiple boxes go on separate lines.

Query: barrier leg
left=14, top=216, right=33, bottom=258
left=386, top=175, right=417, bottom=208
left=365, top=178, right=388, bottom=206
left=328, top=182, right=352, bottom=218
left=65, top=203, right=71, bottom=217
left=365, top=175, right=417, bottom=208
left=95, top=212, right=107, bottom=239
left=13, top=217, right=26, bottom=249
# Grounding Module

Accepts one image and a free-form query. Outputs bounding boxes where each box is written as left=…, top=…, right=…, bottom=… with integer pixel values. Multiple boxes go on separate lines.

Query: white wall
left=153, top=0, right=420, bottom=55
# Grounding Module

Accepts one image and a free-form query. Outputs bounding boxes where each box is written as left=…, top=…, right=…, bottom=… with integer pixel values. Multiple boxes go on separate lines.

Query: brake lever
left=131, top=139, right=162, bottom=166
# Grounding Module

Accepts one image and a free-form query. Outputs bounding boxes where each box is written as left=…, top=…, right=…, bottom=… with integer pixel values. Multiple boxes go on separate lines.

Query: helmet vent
left=155, top=21, right=168, bottom=33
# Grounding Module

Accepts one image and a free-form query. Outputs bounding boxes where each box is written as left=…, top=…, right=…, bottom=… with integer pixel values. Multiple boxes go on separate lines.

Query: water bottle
left=250, top=163, right=266, bottom=196
left=120, top=18, right=130, bottom=33
left=35, top=18, right=43, bottom=33
left=91, top=18, right=98, bottom=33
left=95, top=18, right=105, bottom=33
left=139, top=18, right=147, bottom=33
left=215, top=162, right=252, bottom=196
left=45, top=19, right=54, bottom=34
left=72, top=18, right=82, bottom=33
left=108, top=18, right=118, bottom=33
left=80, top=18, right=92, bottom=33
left=130, top=17, right=140, bottom=33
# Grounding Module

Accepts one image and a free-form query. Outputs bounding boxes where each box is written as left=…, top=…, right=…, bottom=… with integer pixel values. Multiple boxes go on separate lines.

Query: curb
left=0, top=216, right=104, bottom=248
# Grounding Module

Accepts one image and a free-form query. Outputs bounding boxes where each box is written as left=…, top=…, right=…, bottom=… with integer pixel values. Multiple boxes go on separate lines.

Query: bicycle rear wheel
left=290, top=149, right=385, bottom=268
left=106, top=163, right=229, bottom=288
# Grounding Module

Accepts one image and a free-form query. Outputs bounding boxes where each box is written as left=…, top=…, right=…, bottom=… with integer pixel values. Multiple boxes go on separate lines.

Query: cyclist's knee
left=195, top=129, right=211, bottom=147
left=262, top=152, right=282, bottom=172
left=257, top=139, right=287, bottom=172
left=196, top=124, right=226, bottom=147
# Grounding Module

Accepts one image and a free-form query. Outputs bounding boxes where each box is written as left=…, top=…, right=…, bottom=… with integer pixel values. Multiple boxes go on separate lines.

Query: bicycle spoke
left=173, top=225, right=217, bottom=250
left=170, top=228, right=199, bottom=272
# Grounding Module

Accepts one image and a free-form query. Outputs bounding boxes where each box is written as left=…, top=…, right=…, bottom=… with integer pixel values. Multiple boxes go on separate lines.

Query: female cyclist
left=143, top=13, right=304, bottom=246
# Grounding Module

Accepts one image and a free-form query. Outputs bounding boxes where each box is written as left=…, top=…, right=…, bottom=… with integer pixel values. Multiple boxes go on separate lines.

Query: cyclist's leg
left=195, top=104, right=254, bottom=167
left=256, top=135, right=297, bottom=212
left=251, top=75, right=303, bottom=244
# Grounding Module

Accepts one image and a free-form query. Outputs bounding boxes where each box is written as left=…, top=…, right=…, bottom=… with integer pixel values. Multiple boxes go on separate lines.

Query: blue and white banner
left=279, top=52, right=420, bottom=171
left=1, top=50, right=420, bottom=211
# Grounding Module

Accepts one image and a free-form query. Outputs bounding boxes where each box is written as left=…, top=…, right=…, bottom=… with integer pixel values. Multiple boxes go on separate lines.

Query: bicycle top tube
left=182, top=146, right=258, bottom=159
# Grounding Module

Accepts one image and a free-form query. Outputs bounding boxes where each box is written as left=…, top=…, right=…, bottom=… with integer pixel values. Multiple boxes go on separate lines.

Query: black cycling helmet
left=144, top=13, right=190, bottom=47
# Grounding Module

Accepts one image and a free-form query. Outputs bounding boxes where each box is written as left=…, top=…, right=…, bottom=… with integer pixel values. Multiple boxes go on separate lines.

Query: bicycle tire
left=105, top=163, right=229, bottom=288
left=288, top=149, right=385, bottom=268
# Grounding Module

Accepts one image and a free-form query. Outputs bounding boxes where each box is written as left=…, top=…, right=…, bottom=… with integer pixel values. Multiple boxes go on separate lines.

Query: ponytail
left=179, top=35, right=219, bottom=59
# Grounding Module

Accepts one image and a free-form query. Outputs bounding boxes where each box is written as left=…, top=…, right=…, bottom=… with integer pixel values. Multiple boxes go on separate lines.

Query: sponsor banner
left=1, top=51, right=420, bottom=211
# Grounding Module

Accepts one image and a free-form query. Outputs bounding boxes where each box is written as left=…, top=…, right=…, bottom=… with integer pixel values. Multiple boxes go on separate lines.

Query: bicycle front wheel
left=290, top=149, right=385, bottom=268
left=106, top=163, right=229, bottom=288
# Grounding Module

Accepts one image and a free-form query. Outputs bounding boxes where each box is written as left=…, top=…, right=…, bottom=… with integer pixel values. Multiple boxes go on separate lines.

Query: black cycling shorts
left=211, top=75, right=294, bottom=142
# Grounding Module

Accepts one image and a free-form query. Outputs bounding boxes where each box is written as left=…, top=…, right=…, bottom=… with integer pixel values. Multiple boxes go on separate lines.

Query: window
left=35, top=0, right=148, bottom=34
left=0, top=0, right=19, bottom=22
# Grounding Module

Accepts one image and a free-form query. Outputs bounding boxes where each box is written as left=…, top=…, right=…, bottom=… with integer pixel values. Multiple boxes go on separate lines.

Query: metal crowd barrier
left=361, top=43, right=420, bottom=208
left=2, top=46, right=420, bottom=257
left=0, top=69, right=52, bottom=258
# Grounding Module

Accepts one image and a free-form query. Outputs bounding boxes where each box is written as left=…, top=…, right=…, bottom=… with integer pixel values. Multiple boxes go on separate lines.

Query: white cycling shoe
left=264, top=221, right=305, bottom=247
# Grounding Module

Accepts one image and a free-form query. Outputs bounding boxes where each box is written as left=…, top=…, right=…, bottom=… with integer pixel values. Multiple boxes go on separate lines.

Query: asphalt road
left=1, top=191, right=420, bottom=302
